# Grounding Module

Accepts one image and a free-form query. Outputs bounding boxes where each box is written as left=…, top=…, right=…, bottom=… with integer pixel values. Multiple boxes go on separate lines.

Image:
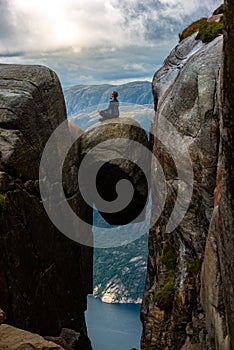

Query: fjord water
left=86, top=296, right=142, bottom=350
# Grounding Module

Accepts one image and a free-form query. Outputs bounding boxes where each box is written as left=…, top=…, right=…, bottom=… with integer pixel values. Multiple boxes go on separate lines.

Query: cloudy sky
left=0, top=0, right=221, bottom=87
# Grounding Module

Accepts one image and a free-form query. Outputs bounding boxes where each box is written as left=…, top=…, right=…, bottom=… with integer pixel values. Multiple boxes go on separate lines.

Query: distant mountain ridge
left=63, top=81, right=153, bottom=117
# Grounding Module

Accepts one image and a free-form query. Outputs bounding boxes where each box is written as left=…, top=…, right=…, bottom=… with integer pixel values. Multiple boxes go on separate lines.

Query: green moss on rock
left=155, top=244, right=176, bottom=310
left=154, top=275, right=175, bottom=310
left=158, top=244, right=176, bottom=271
left=197, top=21, right=223, bottom=43
left=186, top=258, right=203, bottom=284
left=179, top=17, right=223, bottom=43
left=0, top=193, right=6, bottom=210
left=179, top=18, right=208, bottom=42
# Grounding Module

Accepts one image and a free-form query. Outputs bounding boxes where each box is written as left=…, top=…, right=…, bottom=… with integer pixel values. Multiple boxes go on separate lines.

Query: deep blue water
left=86, top=296, right=142, bottom=350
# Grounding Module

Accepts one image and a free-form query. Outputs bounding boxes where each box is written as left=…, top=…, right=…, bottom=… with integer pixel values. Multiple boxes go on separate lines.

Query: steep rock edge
left=141, top=31, right=224, bottom=350
left=0, top=64, right=93, bottom=342
left=201, top=1, right=234, bottom=349
left=220, top=0, right=234, bottom=344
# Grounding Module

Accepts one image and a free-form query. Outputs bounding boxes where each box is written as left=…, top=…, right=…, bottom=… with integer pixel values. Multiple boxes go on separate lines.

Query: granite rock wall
left=141, top=32, right=223, bottom=350
left=0, top=64, right=93, bottom=339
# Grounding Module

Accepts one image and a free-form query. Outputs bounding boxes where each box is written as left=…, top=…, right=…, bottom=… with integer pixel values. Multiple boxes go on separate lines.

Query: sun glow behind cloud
left=1, top=0, right=222, bottom=85
left=7, top=0, right=130, bottom=53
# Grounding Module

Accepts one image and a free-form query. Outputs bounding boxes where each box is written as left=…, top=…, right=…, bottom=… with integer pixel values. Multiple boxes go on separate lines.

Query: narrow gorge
left=0, top=65, right=150, bottom=348
left=0, top=2, right=234, bottom=350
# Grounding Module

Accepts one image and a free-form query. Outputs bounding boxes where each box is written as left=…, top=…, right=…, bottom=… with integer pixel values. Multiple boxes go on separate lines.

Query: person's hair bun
left=112, top=91, right=118, bottom=98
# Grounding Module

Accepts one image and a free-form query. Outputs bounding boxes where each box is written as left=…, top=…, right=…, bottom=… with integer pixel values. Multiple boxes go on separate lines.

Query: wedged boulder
left=141, top=34, right=223, bottom=349
left=0, top=324, right=63, bottom=350
left=0, top=64, right=93, bottom=341
left=79, top=117, right=150, bottom=225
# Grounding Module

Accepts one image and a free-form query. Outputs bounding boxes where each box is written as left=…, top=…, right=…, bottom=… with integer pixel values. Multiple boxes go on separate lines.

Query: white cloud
left=0, top=0, right=222, bottom=85
left=2, top=0, right=129, bottom=53
left=123, top=63, right=147, bottom=72
left=2, top=0, right=221, bottom=54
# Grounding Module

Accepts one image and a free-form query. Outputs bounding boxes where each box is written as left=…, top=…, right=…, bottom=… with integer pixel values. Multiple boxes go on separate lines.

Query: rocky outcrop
left=0, top=64, right=93, bottom=339
left=79, top=117, right=150, bottom=226
left=141, top=31, right=223, bottom=349
left=201, top=1, right=234, bottom=348
left=0, top=324, right=64, bottom=350
left=59, top=327, right=92, bottom=350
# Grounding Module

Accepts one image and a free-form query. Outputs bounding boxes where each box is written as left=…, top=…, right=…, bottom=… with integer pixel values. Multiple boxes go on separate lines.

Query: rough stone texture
left=0, top=64, right=93, bottom=340
left=181, top=344, right=205, bottom=350
left=0, top=309, right=6, bottom=325
left=152, top=32, right=205, bottom=108
left=218, top=1, right=234, bottom=346
left=200, top=189, right=228, bottom=349
left=79, top=117, right=150, bottom=225
left=60, top=328, right=92, bottom=350
left=44, top=337, right=72, bottom=350
left=0, top=324, right=63, bottom=350
left=0, top=64, right=63, bottom=179
left=201, top=1, right=234, bottom=349
left=141, top=34, right=223, bottom=349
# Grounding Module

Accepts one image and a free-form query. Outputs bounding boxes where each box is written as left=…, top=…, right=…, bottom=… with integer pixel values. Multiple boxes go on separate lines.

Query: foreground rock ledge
left=0, top=324, right=64, bottom=350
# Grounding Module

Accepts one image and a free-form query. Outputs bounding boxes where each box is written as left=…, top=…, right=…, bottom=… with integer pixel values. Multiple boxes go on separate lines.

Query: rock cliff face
left=0, top=64, right=93, bottom=338
left=141, top=31, right=224, bottom=349
left=218, top=0, right=234, bottom=345
left=201, top=1, right=234, bottom=349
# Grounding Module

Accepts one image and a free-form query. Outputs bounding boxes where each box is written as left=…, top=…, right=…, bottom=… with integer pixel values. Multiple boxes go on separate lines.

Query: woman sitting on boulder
left=98, top=91, right=119, bottom=121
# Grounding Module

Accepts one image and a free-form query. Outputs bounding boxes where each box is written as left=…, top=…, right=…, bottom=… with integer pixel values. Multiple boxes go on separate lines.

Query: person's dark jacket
left=99, top=99, right=119, bottom=119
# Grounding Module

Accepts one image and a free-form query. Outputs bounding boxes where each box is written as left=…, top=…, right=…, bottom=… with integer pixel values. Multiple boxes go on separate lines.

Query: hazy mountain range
left=64, top=81, right=153, bottom=115
left=64, top=80, right=154, bottom=132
